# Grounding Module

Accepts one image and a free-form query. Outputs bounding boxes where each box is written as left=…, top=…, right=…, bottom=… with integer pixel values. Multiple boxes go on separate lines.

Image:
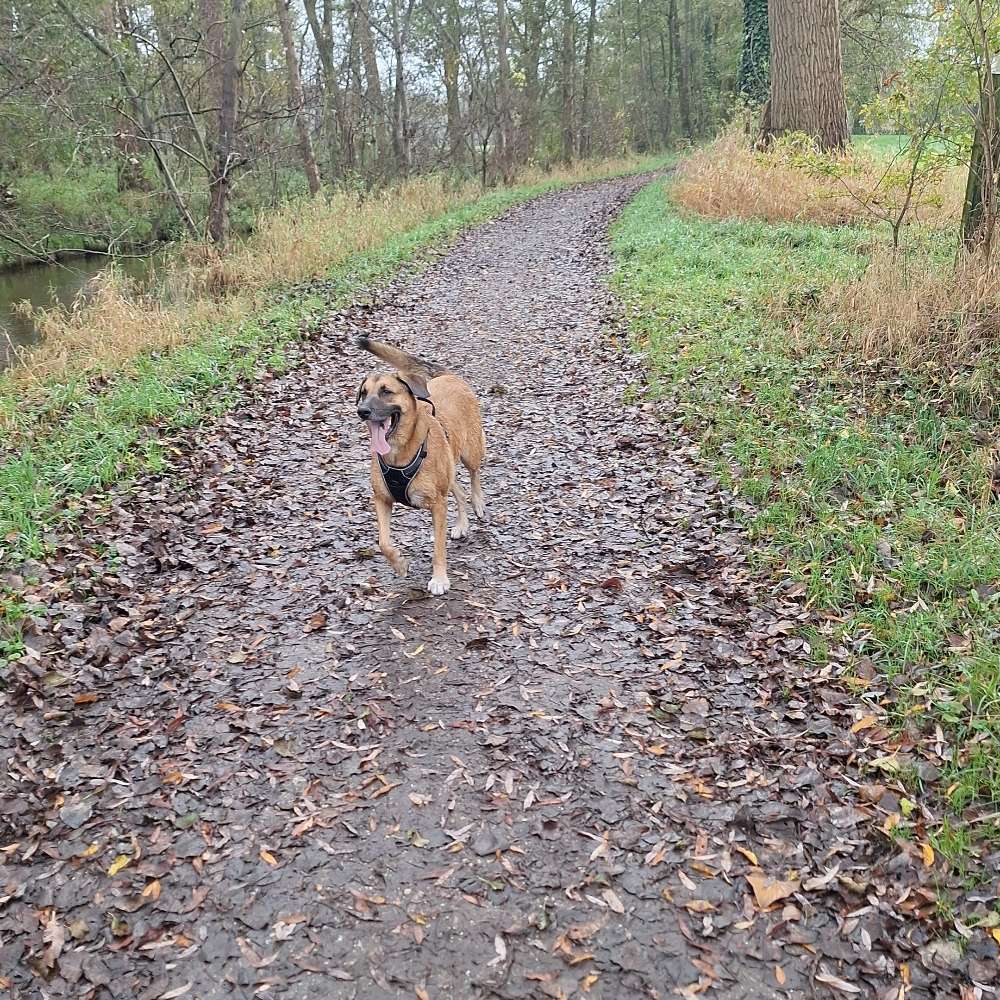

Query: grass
left=612, top=179, right=1000, bottom=838
left=0, top=166, right=173, bottom=266
left=672, top=127, right=963, bottom=229
left=0, top=154, right=669, bottom=665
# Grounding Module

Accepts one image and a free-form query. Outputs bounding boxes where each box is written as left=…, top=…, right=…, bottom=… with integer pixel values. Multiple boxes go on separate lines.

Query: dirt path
left=1, top=177, right=984, bottom=999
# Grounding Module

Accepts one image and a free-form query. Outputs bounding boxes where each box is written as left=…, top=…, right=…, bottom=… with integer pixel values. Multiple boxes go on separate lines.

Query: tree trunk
left=738, top=0, right=770, bottom=106
left=304, top=0, right=344, bottom=177
left=275, top=0, right=321, bottom=195
left=442, top=0, right=463, bottom=167
left=669, top=0, right=692, bottom=139
left=208, top=0, right=244, bottom=247
left=354, top=0, right=391, bottom=176
left=579, top=0, right=598, bottom=157
left=521, top=0, right=544, bottom=161
left=764, top=0, right=848, bottom=150
left=560, top=0, right=575, bottom=163
left=390, top=0, right=416, bottom=175
left=659, top=31, right=673, bottom=144
left=496, top=0, right=515, bottom=182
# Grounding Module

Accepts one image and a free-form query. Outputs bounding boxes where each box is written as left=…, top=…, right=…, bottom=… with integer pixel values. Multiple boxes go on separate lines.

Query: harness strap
left=378, top=438, right=428, bottom=507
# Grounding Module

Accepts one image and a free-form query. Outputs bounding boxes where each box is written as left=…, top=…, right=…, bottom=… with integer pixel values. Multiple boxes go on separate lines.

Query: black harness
left=378, top=438, right=428, bottom=507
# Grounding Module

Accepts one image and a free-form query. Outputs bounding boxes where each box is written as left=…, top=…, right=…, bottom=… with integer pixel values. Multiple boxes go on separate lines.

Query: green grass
left=612, top=180, right=1000, bottom=836
left=0, top=166, right=174, bottom=266
left=0, top=157, right=670, bottom=666
left=853, top=133, right=910, bottom=156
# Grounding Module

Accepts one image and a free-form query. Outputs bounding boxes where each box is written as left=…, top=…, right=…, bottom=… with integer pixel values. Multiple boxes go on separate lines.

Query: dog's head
left=357, top=370, right=429, bottom=457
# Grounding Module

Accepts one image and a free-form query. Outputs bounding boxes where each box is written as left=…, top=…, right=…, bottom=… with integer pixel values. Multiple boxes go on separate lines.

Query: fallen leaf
left=158, top=985, right=193, bottom=1000
left=237, top=937, right=277, bottom=969
left=803, top=864, right=840, bottom=891
left=603, top=888, right=625, bottom=914
left=815, top=969, right=862, bottom=994
left=41, top=911, right=65, bottom=970
left=259, top=847, right=279, bottom=867
left=920, top=843, right=935, bottom=867
left=745, top=871, right=800, bottom=910
left=851, top=715, right=876, bottom=734
left=734, top=846, right=758, bottom=866
left=684, top=899, right=716, bottom=914
left=107, top=854, right=131, bottom=876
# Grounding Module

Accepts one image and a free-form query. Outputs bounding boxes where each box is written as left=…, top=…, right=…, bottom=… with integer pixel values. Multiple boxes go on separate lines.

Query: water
left=0, top=253, right=159, bottom=369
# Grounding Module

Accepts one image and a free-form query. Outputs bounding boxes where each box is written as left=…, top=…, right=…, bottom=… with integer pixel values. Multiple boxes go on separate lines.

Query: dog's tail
left=356, top=336, right=447, bottom=379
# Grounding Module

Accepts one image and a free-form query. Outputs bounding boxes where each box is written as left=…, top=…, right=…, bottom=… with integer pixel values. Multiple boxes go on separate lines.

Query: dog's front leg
left=427, top=500, right=450, bottom=595
left=376, top=497, right=409, bottom=577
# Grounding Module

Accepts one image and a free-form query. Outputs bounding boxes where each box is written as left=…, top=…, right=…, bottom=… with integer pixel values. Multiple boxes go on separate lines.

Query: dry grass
left=823, top=246, right=1000, bottom=395
left=671, top=130, right=964, bottom=229
left=9, top=157, right=648, bottom=384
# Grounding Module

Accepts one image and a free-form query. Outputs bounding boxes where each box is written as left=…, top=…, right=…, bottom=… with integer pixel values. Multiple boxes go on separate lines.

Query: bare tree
left=275, top=0, right=322, bottom=195
left=208, top=0, right=245, bottom=247
left=560, top=0, right=575, bottom=162
left=496, top=0, right=515, bottom=182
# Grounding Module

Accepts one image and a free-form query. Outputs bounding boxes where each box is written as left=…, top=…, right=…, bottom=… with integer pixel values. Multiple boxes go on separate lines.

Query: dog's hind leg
left=375, top=496, right=409, bottom=578
left=462, top=430, right=486, bottom=521
left=450, top=480, right=470, bottom=540
left=467, top=467, right=486, bottom=521
left=428, top=500, right=451, bottom=595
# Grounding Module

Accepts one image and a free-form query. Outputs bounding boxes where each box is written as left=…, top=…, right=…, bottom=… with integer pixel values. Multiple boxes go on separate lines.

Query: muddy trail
left=2, top=176, right=993, bottom=1000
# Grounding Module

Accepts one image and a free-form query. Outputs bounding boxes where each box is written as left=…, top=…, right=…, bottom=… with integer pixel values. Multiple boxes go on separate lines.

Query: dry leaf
left=158, top=985, right=193, bottom=1000
left=41, top=911, right=65, bottom=970
left=734, top=846, right=758, bottom=866
left=745, top=871, right=800, bottom=910
left=259, top=847, right=279, bottom=867
left=107, top=854, right=131, bottom=876
left=815, top=969, right=862, bottom=994
left=603, top=888, right=625, bottom=914
left=851, top=715, right=876, bottom=734
left=920, top=843, right=935, bottom=867
left=775, top=966, right=786, bottom=985
left=803, top=864, right=841, bottom=891
left=684, top=899, right=716, bottom=914
left=236, top=937, right=277, bottom=969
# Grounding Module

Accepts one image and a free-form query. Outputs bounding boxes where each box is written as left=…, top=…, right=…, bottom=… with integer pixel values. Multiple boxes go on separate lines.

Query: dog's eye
left=378, top=386, right=393, bottom=397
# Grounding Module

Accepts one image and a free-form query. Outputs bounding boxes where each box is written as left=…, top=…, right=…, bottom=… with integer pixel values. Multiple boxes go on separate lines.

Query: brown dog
left=356, top=337, right=486, bottom=594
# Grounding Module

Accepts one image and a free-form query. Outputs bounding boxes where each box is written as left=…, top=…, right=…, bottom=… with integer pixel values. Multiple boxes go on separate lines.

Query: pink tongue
left=369, top=419, right=391, bottom=456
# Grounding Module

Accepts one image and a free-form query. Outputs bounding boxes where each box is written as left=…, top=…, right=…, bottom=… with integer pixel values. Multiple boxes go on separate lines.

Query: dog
left=355, top=336, right=486, bottom=595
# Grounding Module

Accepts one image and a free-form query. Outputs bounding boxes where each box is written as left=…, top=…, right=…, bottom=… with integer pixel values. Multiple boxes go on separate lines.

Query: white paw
left=427, top=575, right=450, bottom=596
left=450, top=523, right=470, bottom=540
left=389, top=557, right=409, bottom=578
left=472, top=500, right=486, bottom=520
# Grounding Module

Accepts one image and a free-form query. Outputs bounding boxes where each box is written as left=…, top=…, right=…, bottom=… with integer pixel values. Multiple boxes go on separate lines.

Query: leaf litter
left=1, top=176, right=996, bottom=998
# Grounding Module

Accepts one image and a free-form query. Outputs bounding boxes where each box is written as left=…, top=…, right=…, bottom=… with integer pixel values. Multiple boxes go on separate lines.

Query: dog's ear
left=356, top=377, right=368, bottom=404
left=396, top=371, right=431, bottom=404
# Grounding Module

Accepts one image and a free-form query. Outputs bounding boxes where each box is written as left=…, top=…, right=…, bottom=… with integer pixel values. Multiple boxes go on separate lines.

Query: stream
left=0, top=253, right=159, bottom=369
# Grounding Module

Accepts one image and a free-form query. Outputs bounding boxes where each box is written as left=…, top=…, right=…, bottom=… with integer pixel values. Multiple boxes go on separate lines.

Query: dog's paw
left=389, top=556, right=410, bottom=578
left=427, top=574, right=450, bottom=596
left=450, top=522, right=470, bottom=540
left=472, top=499, right=486, bottom=521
